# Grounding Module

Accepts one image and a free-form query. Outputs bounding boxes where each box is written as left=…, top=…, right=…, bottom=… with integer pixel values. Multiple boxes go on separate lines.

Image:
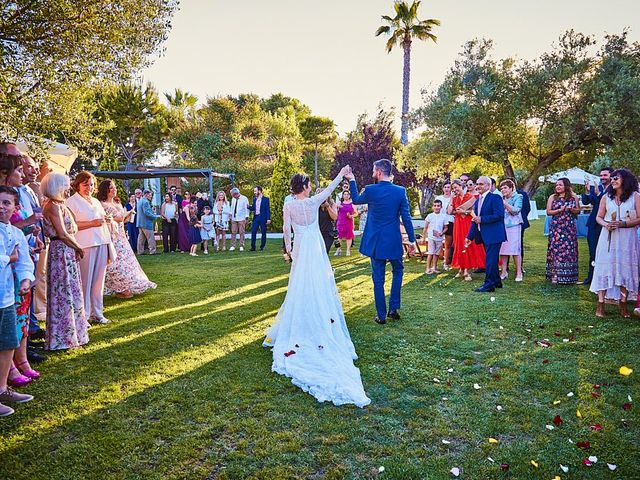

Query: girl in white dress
left=263, top=166, right=370, bottom=408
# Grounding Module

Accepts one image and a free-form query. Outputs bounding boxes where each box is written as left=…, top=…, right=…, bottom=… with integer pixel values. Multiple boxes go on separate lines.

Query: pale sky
left=143, top=0, right=638, bottom=136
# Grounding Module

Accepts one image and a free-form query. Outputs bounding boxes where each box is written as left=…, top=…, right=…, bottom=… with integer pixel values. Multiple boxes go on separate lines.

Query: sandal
left=16, top=361, right=40, bottom=380
left=454, top=271, right=462, bottom=279
left=8, top=367, right=32, bottom=387
left=464, top=274, right=473, bottom=282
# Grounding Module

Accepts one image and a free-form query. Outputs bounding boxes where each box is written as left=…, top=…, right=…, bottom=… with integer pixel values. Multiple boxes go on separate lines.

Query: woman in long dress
left=177, top=191, right=191, bottom=253
left=41, top=173, right=89, bottom=350
left=545, top=178, right=580, bottom=285
left=263, top=166, right=370, bottom=408
left=449, top=180, right=485, bottom=281
left=590, top=169, right=640, bottom=318
left=97, top=180, right=156, bottom=298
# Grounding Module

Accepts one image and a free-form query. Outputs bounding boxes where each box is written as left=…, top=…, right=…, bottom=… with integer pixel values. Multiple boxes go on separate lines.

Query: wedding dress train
left=263, top=174, right=370, bottom=407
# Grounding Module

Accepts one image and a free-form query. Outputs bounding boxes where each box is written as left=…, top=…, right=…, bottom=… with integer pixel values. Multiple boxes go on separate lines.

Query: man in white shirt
left=228, top=187, right=249, bottom=251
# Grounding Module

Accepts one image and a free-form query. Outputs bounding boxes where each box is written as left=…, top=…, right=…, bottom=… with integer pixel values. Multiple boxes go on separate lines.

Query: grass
left=0, top=221, right=638, bottom=480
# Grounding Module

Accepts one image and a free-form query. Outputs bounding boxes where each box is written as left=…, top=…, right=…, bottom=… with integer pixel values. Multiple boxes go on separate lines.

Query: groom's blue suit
left=350, top=179, right=416, bottom=320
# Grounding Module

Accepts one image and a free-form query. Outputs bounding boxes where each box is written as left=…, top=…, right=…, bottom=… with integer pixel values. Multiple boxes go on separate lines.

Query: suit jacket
left=172, top=194, right=183, bottom=210
left=517, top=189, right=531, bottom=229
left=349, top=179, right=415, bottom=260
left=137, top=197, right=160, bottom=230
left=249, top=195, right=271, bottom=222
left=581, top=184, right=605, bottom=228
left=467, top=192, right=507, bottom=245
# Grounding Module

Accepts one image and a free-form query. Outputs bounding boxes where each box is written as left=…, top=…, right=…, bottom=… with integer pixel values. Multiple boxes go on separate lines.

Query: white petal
left=442, top=439, right=451, bottom=444
left=560, top=464, right=569, bottom=473
left=433, top=378, right=441, bottom=383
left=487, top=456, right=495, bottom=463
left=490, top=297, right=496, bottom=302
left=607, top=463, right=617, bottom=471
left=496, top=405, right=503, bottom=411
left=379, top=466, right=385, bottom=472
left=588, top=456, right=598, bottom=463
left=473, top=383, right=481, bottom=390
left=546, top=425, right=554, bottom=430
left=447, top=368, right=454, bottom=373
left=450, top=467, right=460, bottom=477
left=628, top=395, right=633, bottom=402
left=566, top=392, right=574, bottom=397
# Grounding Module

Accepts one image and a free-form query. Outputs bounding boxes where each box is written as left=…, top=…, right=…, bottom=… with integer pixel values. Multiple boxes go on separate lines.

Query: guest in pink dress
left=336, top=191, right=358, bottom=256
left=41, top=173, right=89, bottom=351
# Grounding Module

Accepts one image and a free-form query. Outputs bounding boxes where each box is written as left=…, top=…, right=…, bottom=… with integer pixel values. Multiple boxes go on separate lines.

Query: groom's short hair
left=373, top=159, right=392, bottom=177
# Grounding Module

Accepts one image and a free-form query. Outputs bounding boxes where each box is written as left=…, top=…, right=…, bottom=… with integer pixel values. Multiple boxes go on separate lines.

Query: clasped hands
left=340, top=165, right=354, bottom=180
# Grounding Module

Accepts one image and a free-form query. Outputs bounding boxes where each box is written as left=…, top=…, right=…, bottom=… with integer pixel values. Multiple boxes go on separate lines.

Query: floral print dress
left=43, top=204, right=89, bottom=350
left=546, top=197, right=579, bottom=284
left=102, top=203, right=157, bottom=295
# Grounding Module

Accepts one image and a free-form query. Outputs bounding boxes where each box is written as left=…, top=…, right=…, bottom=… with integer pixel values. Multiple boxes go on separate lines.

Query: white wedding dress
left=263, top=175, right=371, bottom=407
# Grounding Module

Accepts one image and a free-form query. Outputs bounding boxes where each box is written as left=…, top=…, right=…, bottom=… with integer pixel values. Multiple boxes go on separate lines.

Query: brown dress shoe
left=596, top=302, right=606, bottom=318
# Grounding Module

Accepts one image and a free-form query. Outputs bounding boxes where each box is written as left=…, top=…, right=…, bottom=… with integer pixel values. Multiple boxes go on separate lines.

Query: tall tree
left=375, top=1, right=440, bottom=145
left=270, top=141, right=300, bottom=231
left=0, top=0, right=178, bottom=140
left=299, top=116, right=337, bottom=189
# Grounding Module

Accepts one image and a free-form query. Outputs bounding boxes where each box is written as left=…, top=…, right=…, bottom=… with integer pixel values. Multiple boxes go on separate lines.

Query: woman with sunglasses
left=590, top=169, right=640, bottom=318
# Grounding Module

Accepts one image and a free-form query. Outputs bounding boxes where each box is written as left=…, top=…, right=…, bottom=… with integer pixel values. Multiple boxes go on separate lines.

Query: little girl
left=187, top=199, right=202, bottom=257
left=213, top=191, right=231, bottom=251
left=199, top=205, right=215, bottom=254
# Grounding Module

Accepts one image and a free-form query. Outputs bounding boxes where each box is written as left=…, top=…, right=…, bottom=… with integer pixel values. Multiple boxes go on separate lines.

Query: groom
left=347, top=159, right=416, bottom=324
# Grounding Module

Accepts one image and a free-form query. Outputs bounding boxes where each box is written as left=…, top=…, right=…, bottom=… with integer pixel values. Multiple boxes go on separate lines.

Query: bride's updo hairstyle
left=290, top=173, right=310, bottom=195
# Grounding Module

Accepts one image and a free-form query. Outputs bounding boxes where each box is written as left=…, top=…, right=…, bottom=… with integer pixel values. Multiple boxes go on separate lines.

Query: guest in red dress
left=449, top=180, right=485, bottom=281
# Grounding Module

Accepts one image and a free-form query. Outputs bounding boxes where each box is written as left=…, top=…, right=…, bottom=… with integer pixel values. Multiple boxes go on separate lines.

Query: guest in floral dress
left=545, top=178, right=580, bottom=284
left=97, top=180, right=157, bottom=298
left=41, top=173, right=89, bottom=351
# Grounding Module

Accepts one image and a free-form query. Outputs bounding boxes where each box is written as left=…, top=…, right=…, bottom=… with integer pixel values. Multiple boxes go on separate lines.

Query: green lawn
left=1, top=221, right=638, bottom=480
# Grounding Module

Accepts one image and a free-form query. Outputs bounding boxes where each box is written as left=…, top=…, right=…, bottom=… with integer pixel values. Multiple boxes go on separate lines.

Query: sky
left=142, top=0, right=639, bottom=136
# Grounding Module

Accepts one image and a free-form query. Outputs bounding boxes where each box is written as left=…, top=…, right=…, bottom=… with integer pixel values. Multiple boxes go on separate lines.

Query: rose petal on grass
left=496, top=405, right=503, bottom=411
left=488, top=437, right=499, bottom=444
left=543, top=359, right=550, bottom=364
left=487, top=456, right=495, bottom=463
left=473, top=383, right=481, bottom=390
left=588, top=456, right=598, bottom=463
left=590, top=424, right=602, bottom=431
left=490, top=296, right=496, bottom=302
left=619, top=366, right=633, bottom=376
left=623, top=402, right=632, bottom=410
left=449, top=292, right=453, bottom=296
left=500, top=463, right=509, bottom=471
left=433, top=377, right=441, bottom=383
left=607, top=463, right=617, bottom=471
left=553, top=415, right=563, bottom=426
left=378, top=466, right=385, bottom=473
left=576, top=441, right=590, bottom=449
left=450, top=467, right=460, bottom=477
left=583, top=458, right=593, bottom=466
left=530, top=460, right=539, bottom=468
left=591, top=392, right=601, bottom=398
left=546, top=425, right=555, bottom=430
left=576, top=409, right=582, bottom=418
left=628, top=394, right=632, bottom=402
left=553, top=476, right=561, bottom=480
left=553, top=400, right=561, bottom=405
left=560, top=464, right=569, bottom=473
left=442, top=439, right=451, bottom=444
left=447, top=368, right=454, bottom=373
left=567, top=392, right=574, bottom=397
left=592, top=384, right=601, bottom=389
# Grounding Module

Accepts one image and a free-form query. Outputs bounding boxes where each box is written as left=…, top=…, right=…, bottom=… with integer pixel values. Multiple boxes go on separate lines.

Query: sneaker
left=0, top=388, right=34, bottom=404
left=334, top=249, right=342, bottom=256
left=229, top=246, right=235, bottom=251
left=204, top=251, right=209, bottom=255
left=239, top=246, right=244, bottom=252
left=0, top=403, right=14, bottom=417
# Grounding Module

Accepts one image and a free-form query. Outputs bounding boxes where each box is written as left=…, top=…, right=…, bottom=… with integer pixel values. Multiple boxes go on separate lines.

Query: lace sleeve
left=283, top=200, right=292, bottom=253
left=313, top=173, right=344, bottom=207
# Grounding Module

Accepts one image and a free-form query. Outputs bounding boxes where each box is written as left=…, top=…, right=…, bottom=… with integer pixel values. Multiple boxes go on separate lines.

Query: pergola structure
left=93, top=168, right=235, bottom=202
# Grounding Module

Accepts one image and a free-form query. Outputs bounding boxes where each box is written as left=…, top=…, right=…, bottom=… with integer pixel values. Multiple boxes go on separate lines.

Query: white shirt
left=425, top=212, right=448, bottom=241
left=435, top=194, right=454, bottom=224
left=229, top=194, right=249, bottom=221
left=0, top=222, right=35, bottom=308
left=65, top=194, right=111, bottom=248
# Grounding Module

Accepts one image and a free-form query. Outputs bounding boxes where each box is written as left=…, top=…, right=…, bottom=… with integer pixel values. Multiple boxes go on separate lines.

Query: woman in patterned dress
left=41, top=173, right=90, bottom=351
left=97, top=180, right=156, bottom=298
left=545, top=178, right=580, bottom=284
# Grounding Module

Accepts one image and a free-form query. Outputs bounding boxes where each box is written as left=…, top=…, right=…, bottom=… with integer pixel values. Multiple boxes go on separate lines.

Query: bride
left=263, top=166, right=371, bottom=407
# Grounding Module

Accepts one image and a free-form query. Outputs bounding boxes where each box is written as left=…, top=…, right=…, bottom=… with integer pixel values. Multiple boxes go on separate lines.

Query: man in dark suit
left=348, top=159, right=416, bottom=324
left=249, top=185, right=271, bottom=251
left=169, top=185, right=182, bottom=209
left=465, top=176, right=507, bottom=292
left=517, top=187, right=531, bottom=265
left=580, top=167, right=613, bottom=284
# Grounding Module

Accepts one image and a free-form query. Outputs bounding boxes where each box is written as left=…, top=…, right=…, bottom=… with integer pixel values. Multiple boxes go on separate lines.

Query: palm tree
left=376, top=1, right=440, bottom=145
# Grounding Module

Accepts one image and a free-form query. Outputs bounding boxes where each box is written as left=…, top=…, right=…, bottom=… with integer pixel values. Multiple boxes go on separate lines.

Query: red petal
left=591, top=392, right=601, bottom=398
left=623, top=403, right=632, bottom=410
left=543, top=359, right=550, bottom=364
left=590, top=424, right=602, bottom=431
left=284, top=350, right=296, bottom=357
left=492, top=374, right=502, bottom=381
left=582, top=458, right=593, bottom=466
left=500, top=464, right=509, bottom=471
left=592, top=384, right=601, bottom=389
left=553, top=415, right=563, bottom=426
left=554, top=331, right=562, bottom=336
left=576, top=441, right=591, bottom=449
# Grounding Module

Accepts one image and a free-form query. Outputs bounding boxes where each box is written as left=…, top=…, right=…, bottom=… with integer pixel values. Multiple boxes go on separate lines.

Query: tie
left=233, top=199, right=238, bottom=218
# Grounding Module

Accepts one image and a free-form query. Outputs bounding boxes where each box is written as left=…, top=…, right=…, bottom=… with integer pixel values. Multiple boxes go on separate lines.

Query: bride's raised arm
left=283, top=200, right=292, bottom=254
left=313, top=165, right=351, bottom=207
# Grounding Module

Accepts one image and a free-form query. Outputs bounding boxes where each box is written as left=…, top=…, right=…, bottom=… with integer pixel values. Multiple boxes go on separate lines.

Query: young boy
left=0, top=185, right=35, bottom=416
left=422, top=199, right=448, bottom=274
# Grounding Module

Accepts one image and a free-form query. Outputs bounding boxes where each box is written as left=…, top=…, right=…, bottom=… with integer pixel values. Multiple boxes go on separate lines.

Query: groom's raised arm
left=349, top=180, right=367, bottom=205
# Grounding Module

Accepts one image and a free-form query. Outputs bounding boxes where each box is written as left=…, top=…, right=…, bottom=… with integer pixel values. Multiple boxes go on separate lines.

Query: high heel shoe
left=16, top=361, right=40, bottom=380
left=596, top=301, right=606, bottom=318
left=500, top=272, right=508, bottom=280
left=8, top=367, right=32, bottom=387
left=619, top=300, right=631, bottom=318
